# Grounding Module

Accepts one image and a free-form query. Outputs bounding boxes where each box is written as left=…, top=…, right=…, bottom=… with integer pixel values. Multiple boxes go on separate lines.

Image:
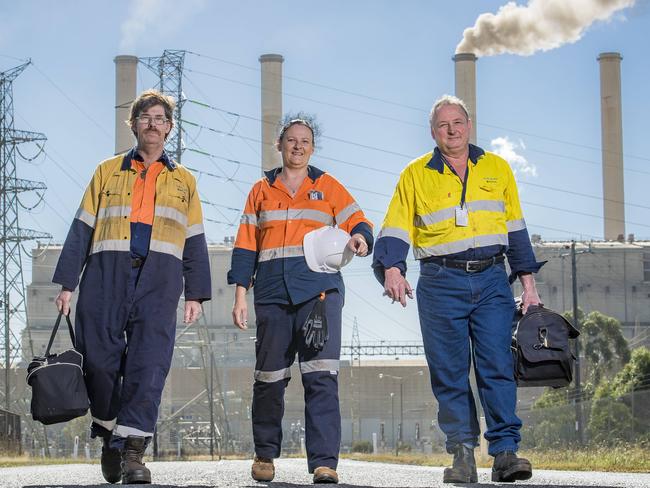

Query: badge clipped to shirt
left=455, top=205, right=469, bottom=227
left=309, top=190, right=324, bottom=201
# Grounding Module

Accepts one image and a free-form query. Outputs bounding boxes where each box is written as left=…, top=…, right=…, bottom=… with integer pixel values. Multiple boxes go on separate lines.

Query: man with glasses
left=373, top=95, right=543, bottom=484
left=53, top=89, right=211, bottom=484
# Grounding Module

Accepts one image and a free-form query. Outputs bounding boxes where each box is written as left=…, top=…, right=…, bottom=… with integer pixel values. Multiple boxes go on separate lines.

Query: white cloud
left=490, top=136, right=537, bottom=179
left=119, top=0, right=206, bottom=54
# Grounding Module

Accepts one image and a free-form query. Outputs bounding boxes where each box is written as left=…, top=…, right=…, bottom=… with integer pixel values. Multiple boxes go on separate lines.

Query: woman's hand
left=232, top=285, right=248, bottom=330
left=347, top=233, right=368, bottom=257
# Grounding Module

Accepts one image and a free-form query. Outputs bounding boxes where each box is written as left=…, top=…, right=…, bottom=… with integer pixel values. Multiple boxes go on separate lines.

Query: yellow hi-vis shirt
left=374, top=144, right=543, bottom=281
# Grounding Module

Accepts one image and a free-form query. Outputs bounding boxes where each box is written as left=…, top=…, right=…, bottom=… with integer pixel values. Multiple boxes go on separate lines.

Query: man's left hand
left=184, top=300, right=203, bottom=324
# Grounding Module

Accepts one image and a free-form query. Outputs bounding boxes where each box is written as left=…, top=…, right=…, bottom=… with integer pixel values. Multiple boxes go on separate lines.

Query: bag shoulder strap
left=44, top=313, right=76, bottom=356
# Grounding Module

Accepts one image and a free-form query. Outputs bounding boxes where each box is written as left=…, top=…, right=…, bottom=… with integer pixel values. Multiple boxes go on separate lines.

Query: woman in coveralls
left=228, top=116, right=373, bottom=484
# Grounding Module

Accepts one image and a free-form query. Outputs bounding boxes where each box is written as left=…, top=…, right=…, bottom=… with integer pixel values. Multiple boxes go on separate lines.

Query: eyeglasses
left=136, top=115, right=169, bottom=126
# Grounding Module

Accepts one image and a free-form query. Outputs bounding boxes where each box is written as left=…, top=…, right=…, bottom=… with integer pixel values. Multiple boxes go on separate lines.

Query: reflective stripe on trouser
left=416, top=261, right=521, bottom=457
left=252, top=291, right=342, bottom=472
left=76, top=263, right=178, bottom=449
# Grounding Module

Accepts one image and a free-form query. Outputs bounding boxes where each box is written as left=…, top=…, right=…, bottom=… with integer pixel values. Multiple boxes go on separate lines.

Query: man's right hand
left=383, top=267, right=413, bottom=307
left=55, top=289, right=73, bottom=315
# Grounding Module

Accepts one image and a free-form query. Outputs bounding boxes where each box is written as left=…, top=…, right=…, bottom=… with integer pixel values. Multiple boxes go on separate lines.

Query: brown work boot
left=121, top=435, right=151, bottom=484
left=313, top=466, right=338, bottom=484
left=251, top=455, right=275, bottom=482
left=100, top=437, right=122, bottom=484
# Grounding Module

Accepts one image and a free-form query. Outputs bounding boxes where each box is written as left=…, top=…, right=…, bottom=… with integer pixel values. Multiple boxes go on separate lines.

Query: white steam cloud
left=490, top=137, right=537, bottom=179
left=456, top=0, right=635, bottom=57
left=119, top=0, right=206, bottom=53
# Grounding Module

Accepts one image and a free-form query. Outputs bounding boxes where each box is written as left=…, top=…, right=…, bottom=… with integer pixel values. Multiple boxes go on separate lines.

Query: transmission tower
left=0, top=60, right=50, bottom=411
left=139, top=50, right=186, bottom=163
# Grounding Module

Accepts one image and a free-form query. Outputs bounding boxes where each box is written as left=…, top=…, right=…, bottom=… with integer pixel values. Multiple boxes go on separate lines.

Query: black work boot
left=100, top=436, right=122, bottom=484
left=491, top=450, right=532, bottom=483
left=443, top=444, right=478, bottom=483
left=121, top=435, right=151, bottom=484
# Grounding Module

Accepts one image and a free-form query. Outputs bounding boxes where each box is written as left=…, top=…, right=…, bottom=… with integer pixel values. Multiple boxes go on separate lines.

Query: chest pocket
left=100, top=173, right=129, bottom=204
left=158, top=177, right=190, bottom=213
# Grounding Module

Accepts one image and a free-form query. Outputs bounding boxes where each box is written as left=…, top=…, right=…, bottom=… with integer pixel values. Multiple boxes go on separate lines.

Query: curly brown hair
left=128, top=89, right=175, bottom=138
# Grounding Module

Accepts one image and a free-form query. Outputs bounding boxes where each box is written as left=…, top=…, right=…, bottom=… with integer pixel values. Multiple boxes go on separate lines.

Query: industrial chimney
left=598, top=52, right=625, bottom=241
left=453, top=53, right=477, bottom=145
left=259, top=54, right=284, bottom=173
left=114, top=55, right=138, bottom=155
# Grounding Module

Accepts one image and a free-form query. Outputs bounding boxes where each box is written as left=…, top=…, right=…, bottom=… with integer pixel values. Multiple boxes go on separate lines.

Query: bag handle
left=44, top=312, right=76, bottom=356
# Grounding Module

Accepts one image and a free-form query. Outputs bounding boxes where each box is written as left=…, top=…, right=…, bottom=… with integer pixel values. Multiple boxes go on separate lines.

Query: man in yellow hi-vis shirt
left=373, top=95, right=543, bottom=484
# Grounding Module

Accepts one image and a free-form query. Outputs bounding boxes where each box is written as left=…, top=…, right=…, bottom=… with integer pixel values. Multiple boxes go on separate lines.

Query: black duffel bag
left=26, top=312, right=89, bottom=425
left=512, top=304, right=580, bottom=388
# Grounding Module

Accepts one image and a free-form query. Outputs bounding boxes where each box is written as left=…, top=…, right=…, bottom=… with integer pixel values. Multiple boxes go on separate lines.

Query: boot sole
left=122, top=473, right=152, bottom=484
left=491, top=463, right=532, bottom=483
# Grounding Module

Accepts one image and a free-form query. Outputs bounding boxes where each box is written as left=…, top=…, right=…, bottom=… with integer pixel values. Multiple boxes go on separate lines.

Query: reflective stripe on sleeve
left=506, top=218, right=527, bottom=232
left=75, top=208, right=97, bottom=228
left=377, top=226, right=411, bottom=245
left=335, top=202, right=361, bottom=225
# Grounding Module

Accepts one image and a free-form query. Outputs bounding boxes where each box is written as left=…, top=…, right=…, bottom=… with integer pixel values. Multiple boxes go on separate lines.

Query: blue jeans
left=416, top=261, right=521, bottom=456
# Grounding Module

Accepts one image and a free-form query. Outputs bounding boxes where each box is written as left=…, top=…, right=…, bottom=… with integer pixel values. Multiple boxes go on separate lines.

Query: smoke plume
left=456, top=0, right=635, bottom=57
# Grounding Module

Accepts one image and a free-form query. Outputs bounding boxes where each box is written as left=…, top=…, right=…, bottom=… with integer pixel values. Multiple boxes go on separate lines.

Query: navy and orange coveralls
left=53, top=148, right=211, bottom=448
left=228, top=166, right=373, bottom=472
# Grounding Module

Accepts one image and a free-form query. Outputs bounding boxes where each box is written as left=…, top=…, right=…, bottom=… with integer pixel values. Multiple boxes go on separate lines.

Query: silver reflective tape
left=91, top=239, right=130, bottom=254
left=257, top=245, right=305, bottom=263
left=413, top=233, right=508, bottom=258
left=92, top=417, right=117, bottom=432
left=113, top=424, right=153, bottom=438
left=240, top=213, right=258, bottom=226
left=155, top=205, right=188, bottom=227
left=377, top=227, right=411, bottom=244
left=254, top=368, right=291, bottom=383
left=186, top=223, right=205, bottom=238
left=96, top=205, right=130, bottom=220
left=414, top=207, right=455, bottom=227
left=466, top=200, right=505, bottom=213
left=507, top=218, right=527, bottom=232
left=150, top=239, right=183, bottom=260
left=259, top=209, right=333, bottom=226
left=75, top=208, right=97, bottom=228
left=300, top=359, right=340, bottom=374
left=335, top=202, right=361, bottom=225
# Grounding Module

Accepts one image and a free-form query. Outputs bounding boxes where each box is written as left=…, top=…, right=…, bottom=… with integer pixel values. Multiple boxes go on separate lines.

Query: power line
left=185, top=50, right=650, bottom=163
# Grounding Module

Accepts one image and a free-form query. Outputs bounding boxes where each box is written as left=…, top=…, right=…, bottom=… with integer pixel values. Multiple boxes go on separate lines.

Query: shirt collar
left=425, top=143, right=485, bottom=173
left=264, top=165, right=325, bottom=185
left=121, top=147, right=177, bottom=171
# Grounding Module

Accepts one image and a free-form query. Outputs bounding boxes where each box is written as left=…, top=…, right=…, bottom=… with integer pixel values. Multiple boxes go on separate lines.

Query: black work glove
left=302, top=294, right=328, bottom=351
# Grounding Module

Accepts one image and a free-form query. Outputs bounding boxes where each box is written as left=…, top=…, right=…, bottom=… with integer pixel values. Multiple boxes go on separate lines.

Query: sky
left=1, top=0, right=649, bottom=345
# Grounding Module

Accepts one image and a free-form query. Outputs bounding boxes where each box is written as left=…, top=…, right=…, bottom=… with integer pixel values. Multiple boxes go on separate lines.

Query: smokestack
left=114, top=55, right=138, bottom=155
left=598, top=52, right=625, bottom=241
left=453, top=53, right=477, bottom=145
left=259, top=54, right=284, bottom=173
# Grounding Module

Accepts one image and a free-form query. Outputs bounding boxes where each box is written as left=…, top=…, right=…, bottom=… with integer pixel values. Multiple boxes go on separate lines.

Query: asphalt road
left=1, top=458, right=648, bottom=488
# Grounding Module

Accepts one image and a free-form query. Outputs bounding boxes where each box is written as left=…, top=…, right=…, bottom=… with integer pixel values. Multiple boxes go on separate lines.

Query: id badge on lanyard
left=455, top=164, right=470, bottom=227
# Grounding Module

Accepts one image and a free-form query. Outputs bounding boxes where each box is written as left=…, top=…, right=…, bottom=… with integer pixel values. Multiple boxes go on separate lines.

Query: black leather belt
left=422, top=254, right=505, bottom=273
left=131, top=257, right=145, bottom=268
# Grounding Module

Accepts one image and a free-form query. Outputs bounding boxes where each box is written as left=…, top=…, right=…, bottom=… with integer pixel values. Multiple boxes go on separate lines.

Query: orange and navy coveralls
left=228, top=165, right=372, bottom=471
left=53, top=148, right=211, bottom=448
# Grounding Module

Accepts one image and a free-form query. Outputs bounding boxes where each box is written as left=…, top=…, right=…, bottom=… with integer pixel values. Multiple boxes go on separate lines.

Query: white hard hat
left=303, top=226, right=355, bottom=273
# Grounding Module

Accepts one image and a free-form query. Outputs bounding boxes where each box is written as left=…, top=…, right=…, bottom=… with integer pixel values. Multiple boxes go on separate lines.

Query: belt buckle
left=465, top=260, right=480, bottom=273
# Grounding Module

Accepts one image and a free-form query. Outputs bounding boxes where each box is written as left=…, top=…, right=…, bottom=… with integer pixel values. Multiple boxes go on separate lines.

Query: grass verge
left=341, top=446, right=650, bottom=473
